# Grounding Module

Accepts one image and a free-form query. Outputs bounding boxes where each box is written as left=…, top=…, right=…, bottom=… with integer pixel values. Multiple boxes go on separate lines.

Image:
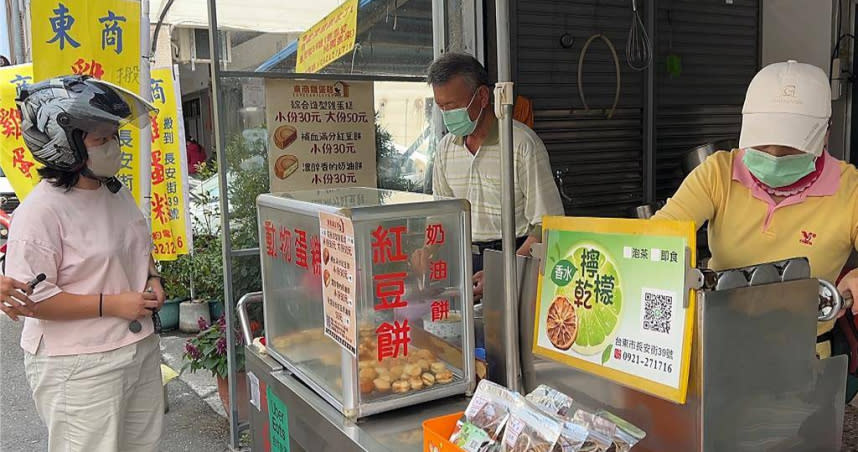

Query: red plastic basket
left=422, top=411, right=465, bottom=452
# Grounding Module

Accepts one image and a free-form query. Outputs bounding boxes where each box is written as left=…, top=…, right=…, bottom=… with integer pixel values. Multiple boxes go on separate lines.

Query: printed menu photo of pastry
left=274, top=124, right=298, bottom=150
left=274, top=154, right=299, bottom=180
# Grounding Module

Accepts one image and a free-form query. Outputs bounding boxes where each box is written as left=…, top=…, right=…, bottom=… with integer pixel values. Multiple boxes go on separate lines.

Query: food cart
left=201, top=0, right=853, bottom=450
left=240, top=224, right=848, bottom=451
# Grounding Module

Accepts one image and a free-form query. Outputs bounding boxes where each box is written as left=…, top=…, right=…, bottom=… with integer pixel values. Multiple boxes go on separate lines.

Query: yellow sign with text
left=149, top=67, right=191, bottom=260
left=296, top=0, right=358, bottom=73
left=0, top=64, right=40, bottom=201
left=533, top=217, right=696, bottom=404
left=31, top=0, right=146, bottom=204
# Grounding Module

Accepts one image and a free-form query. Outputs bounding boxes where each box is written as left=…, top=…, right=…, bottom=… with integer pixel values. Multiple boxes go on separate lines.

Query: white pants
left=24, top=334, right=164, bottom=452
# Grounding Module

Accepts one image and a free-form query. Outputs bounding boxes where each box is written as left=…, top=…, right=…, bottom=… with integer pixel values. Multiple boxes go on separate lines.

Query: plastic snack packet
left=553, top=420, right=589, bottom=452
left=525, top=385, right=576, bottom=420
left=572, top=409, right=615, bottom=452
left=451, top=380, right=520, bottom=451
left=595, top=411, right=646, bottom=452
left=501, top=400, right=562, bottom=452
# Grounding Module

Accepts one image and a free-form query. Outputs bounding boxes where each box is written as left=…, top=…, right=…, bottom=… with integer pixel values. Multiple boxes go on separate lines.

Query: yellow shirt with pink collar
left=655, top=149, right=858, bottom=350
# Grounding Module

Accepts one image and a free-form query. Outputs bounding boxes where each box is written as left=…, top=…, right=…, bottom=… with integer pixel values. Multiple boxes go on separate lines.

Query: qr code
left=642, top=290, right=673, bottom=334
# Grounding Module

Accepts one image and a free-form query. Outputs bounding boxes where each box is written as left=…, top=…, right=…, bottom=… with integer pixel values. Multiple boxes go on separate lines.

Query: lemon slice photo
left=546, top=296, right=578, bottom=350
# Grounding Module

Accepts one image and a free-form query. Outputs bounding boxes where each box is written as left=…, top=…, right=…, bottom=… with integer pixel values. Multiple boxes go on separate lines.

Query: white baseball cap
left=739, top=60, right=831, bottom=156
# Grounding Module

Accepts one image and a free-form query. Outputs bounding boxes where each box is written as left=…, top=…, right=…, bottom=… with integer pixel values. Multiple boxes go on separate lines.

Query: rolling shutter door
left=655, top=0, right=759, bottom=200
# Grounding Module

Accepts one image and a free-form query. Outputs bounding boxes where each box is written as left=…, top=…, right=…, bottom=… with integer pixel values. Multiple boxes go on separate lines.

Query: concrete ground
left=0, top=316, right=234, bottom=452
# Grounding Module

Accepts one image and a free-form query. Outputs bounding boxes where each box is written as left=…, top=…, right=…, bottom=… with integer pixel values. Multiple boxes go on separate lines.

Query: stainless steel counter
left=246, top=345, right=469, bottom=451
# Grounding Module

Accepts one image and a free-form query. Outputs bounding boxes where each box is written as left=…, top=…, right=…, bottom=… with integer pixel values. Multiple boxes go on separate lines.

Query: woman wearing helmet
left=5, top=75, right=165, bottom=451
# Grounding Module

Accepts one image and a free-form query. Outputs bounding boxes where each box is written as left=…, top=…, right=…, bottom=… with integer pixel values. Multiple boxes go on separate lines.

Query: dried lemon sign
left=533, top=216, right=696, bottom=404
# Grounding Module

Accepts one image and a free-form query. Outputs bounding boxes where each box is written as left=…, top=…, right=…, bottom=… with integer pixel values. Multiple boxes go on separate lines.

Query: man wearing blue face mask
left=426, top=53, right=564, bottom=297
left=655, top=60, right=858, bottom=403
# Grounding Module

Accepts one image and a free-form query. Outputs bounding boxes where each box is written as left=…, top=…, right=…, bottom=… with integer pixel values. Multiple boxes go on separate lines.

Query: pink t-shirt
left=6, top=181, right=153, bottom=356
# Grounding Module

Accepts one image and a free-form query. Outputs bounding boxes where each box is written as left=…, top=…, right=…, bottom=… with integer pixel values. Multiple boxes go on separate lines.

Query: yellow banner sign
left=0, top=64, right=40, bottom=201
left=31, top=0, right=146, bottom=204
left=296, top=0, right=358, bottom=74
left=150, top=67, right=192, bottom=260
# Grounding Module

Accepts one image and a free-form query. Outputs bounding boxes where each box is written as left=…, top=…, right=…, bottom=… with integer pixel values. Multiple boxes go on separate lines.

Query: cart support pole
left=206, top=0, right=241, bottom=448
left=494, top=0, right=521, bottom=393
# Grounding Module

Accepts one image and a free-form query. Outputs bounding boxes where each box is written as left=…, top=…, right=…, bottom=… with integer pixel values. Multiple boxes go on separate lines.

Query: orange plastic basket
left=423, top=411, right=465, bottom=452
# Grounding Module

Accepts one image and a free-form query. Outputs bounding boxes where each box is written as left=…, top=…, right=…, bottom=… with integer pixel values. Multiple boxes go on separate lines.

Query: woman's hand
left=836, top=269, right=858, bottom=317
left=105, top=291, right=160, bottom=321
left=146, top=277, right=166, bottom=310
left=0, top=277, right=34, bottom=321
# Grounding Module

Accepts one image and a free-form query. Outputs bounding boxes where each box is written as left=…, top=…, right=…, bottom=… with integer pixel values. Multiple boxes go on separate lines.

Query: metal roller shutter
left=655, top=0, right=759, bottom=200
left=485, top=0, right=760, bottom=216
left=512, top=0, right=646, bottom=217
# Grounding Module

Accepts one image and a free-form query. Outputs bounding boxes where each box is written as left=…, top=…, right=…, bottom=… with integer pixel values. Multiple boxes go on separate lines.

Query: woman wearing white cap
left=655, top=60, right=858, bottom=400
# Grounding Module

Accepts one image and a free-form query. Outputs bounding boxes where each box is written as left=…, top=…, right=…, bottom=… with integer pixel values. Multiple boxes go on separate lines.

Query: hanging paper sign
left=0, top=64, right=40, bottom=200
left=296, top=0, right=359, bottom=74
left=149, top=66, right=192, bottom=260
left=31, top=0, right=148, bottom=205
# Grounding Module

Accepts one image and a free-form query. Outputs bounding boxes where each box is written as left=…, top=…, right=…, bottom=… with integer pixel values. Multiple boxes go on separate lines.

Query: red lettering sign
left=370, top=225, right=407, bottom=264
left=0, top=108, right=21, bottom=139
left=376, top=320, right=410, bottom=361
left=264, top=221, right=277, bottom=257
left=426, top=224, right=446, bottom=245
left=311, top=235, right=321, bottom=276
left=279, top=227, right=292, bottom=262
left=150, top=115, right=160, bottom=143
left=70, top=58, right=105, bottom=79
left=430, top=260, right=448, bottom=281
left=151, top=192, right=168, bottom=225
left=295, top=229, right=308, bottom=269
left=374, top=272, right=408, bottom=311
left=151, top=150, right=165, bottom=185
left=431, top=300, right=450, bottom=322
left=11, top=147, right=34, bottom=177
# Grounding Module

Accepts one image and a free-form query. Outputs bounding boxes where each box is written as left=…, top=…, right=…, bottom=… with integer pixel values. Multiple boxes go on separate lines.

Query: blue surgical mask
left=742, top=148, right=817, bottom=188
left=441, top=90, right=484, bottom=137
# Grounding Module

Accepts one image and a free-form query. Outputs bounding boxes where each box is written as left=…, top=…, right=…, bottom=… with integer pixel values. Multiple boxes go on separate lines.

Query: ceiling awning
left=149, top=0, right=344, bottom=33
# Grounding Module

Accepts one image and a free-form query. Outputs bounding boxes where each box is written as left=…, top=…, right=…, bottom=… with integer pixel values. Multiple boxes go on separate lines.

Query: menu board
left=265, top=79, right=377, bottom=193
left=320, top=212, right=358, bottom=356
left=533, top=217, right=696, bottom=403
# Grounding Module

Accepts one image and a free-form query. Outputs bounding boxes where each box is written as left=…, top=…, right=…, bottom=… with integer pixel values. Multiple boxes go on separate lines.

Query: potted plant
left=159, top=252, right=192, bottom=331
left=182, top=315, right=251, bottom=419
left=177, top=163, right=225, bottom=333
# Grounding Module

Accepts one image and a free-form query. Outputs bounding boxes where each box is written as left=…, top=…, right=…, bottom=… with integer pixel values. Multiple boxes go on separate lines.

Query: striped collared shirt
left=433, top=120, right=564, bottom=242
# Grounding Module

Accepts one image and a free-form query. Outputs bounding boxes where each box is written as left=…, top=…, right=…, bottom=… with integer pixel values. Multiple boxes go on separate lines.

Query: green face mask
left=742, top=148, right=817, bottom=188
left=441, top=90, right=483, bottom=137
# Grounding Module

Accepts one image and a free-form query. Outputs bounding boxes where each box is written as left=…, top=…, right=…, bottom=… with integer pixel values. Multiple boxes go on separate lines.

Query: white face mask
left=87, top=139, right=122, bottom=177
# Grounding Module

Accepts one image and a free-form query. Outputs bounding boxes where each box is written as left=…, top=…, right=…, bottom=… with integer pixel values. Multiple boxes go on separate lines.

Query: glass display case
left=257, top=188, right=475, bottom=418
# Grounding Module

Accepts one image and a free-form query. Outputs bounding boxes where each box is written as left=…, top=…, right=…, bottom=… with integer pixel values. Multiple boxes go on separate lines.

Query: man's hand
left=516, top=236, right=540, bottom=257
left=147, top=277, right=167, bottom=310
left=837, top=269, right=858, bottom=317
left=473, top=271, right=485, bottom=302
left=0, top=276, right=34, bottom=321
left=410, top=247, right=431, bottom=274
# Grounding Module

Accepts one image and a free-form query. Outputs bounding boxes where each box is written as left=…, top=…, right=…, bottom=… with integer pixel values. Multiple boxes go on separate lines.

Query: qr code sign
left=641, top=289, right=674, bottom=334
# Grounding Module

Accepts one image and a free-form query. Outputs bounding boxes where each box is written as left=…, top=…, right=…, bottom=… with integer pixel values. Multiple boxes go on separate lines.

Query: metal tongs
left=818, top=280, right=854, bottom=322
